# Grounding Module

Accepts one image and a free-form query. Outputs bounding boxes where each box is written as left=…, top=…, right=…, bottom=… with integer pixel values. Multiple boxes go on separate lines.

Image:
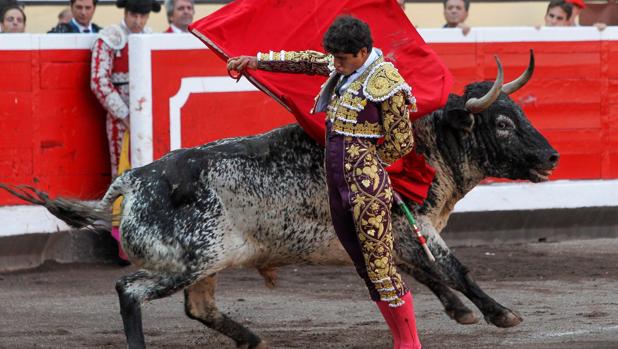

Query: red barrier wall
left=150, top=49, right=293, bottom=160
left=0, top=49, right=110, bottom=205
left=1, top=37, right=617, bottom=206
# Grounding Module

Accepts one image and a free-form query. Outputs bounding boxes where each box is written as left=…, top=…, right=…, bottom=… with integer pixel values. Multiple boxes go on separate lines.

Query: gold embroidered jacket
left=257, top=50, right=417, bottom=165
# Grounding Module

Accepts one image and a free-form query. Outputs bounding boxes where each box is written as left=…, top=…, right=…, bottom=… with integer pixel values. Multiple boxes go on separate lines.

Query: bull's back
left=120, top=125, right=345, bottom=267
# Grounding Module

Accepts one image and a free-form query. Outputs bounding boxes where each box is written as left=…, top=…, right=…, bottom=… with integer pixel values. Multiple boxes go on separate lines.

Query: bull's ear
left=445, top=108, right=475, bottom=133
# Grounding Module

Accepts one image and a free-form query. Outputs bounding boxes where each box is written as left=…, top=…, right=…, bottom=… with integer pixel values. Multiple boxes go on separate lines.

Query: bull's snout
left=528, top=150, right=560, bottom=182
left=548, top=151, right=560, bottom=169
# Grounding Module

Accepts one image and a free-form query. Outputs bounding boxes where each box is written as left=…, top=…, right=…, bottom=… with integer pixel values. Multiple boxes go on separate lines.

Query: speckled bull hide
left=1, top=54, right=559, bottom=349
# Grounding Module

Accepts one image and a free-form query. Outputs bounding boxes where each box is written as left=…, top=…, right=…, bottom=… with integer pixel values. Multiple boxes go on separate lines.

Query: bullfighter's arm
left=90, top=38, right=129, bottom=120
left=256, top=50, right=333, bottom=76
left=376, top=91, right=415, bottom=165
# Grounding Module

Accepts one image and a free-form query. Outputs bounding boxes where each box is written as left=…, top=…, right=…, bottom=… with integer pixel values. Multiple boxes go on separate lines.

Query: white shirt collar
left=170, top=24, right=185, bottom=33
left=71, top=18, right=93, bottom=33
left=356, top=48, right=381, bottom=76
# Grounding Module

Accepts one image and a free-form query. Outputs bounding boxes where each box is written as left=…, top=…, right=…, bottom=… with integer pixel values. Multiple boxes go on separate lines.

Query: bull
left=1, top=52, right=559, bottom=349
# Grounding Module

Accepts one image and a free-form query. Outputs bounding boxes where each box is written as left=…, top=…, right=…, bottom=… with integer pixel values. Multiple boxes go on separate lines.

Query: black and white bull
left=1, top=52, right=559, bottom=349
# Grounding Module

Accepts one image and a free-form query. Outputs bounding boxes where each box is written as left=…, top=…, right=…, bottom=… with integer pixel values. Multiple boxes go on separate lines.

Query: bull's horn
left=502, top=49, right=535, bottom=95
left=465, top=56, right=504, bottom=113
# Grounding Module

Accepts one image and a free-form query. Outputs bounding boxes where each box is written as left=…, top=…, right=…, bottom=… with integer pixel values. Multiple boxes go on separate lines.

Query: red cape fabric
left=189, top=0, right=452, bottom=204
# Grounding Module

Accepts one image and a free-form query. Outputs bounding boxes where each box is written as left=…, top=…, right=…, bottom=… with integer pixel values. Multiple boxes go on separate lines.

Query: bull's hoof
left=484, top=309, right=523, bottom=328
left=446, top=308, right=480, bottom=325
left=258, top=267, right=278, bottom=289
left=237, top=340, right=268, bottom=349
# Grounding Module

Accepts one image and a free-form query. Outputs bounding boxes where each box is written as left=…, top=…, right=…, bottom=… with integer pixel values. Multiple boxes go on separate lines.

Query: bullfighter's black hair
left=322, top=15, right=373, bottom=55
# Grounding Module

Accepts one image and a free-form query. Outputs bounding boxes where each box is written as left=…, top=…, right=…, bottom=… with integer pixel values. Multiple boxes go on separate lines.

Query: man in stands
left=48, top=0, right=100, bottom=33
left=443, top=0, right=470, bottom=35
left=545, top=0, right=573, bottom=26
left=0, top=4, right=25, bottom=33
left=163, top=0, right=194, bottom=33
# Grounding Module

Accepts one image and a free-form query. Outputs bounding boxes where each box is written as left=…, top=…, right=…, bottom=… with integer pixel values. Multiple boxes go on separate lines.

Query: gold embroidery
left=343, top=138, right=408, bottom=306
left=377, top=90, right=415, bottom=165
left=333, top=120, right=383, bottom=137
left=365, top=62, right=409, bottom=102
left=257, top=50, right=332, bottom=76
left=340, top=93, right=365, bottom=107
left=324, top=58, right=386, bottom=137
left=347, top=145, right=361, bottom=157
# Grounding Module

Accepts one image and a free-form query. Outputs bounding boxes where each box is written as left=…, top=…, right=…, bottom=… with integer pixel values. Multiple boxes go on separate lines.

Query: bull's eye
left=495, top=115, right=515, bottom=133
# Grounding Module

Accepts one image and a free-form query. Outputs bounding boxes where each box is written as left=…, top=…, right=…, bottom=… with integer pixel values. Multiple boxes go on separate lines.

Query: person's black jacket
left=48, top=21, right=101, bottom=33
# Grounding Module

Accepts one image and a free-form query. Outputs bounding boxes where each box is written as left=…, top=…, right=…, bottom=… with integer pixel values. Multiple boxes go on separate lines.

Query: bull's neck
left=412, top=112, right=485, bottom=230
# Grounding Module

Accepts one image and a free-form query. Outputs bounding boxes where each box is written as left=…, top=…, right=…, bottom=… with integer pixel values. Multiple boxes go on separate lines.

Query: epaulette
left=363, top=62, right=414, bottom=104
left=97, top=24, right=127, bottom=50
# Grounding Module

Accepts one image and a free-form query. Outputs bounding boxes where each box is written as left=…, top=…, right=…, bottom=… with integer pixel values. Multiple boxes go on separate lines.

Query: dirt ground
left=1, top=238, right=617, bottom=349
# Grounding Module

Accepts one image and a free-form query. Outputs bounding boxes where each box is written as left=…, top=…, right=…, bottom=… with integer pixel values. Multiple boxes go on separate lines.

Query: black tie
left=335, top=74, right=351, bottom=96
left=83, top=29, right=91, bottom=33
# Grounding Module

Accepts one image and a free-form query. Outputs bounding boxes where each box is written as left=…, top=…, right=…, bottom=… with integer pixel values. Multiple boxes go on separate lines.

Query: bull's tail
left=0, top=175, right=127, bottom=232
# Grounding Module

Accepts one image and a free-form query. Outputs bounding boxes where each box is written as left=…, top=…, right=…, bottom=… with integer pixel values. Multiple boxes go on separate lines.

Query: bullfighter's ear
left=445, top=108, right=475, bottom=133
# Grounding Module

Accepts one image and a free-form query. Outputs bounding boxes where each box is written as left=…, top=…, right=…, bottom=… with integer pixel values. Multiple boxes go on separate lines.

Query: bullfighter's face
left=332, top=47, right=369, bottom=76
left=124, top=10, right=150, bottom=33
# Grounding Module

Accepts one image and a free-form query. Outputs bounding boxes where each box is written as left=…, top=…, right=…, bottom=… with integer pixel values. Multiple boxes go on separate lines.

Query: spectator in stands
left=90, top=0, right=160, bottom=264
left=57, top=7, right=73, bottom=25
left=48, top=0, right=101, bottom=33
left=443, top=0, right=470, bottom=35
left=163, top=0, right=194, bottom=33
left=0, top=4, right=25, bottom=33
left=545, top=0, right=573, bottom=26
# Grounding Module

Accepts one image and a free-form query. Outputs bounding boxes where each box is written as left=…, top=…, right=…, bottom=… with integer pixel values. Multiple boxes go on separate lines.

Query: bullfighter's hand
left=227, top=56, right=257, bottom=74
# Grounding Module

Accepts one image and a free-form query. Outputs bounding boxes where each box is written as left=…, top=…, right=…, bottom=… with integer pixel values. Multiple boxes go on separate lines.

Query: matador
left=227, top=16, right=421, bottom=349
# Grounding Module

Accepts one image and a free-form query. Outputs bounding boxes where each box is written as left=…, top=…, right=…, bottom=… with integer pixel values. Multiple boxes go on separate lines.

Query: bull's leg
left=184, top=274, right=267, bottom=349
left=394, top=217, right=522, bottom=328
left=257, top=267, right=278, bottom=289
left=398, top=263, right=479, bottom=325
left=423, top=252, right=522, bottom=328
left=115, top=270, right=199, bottom=348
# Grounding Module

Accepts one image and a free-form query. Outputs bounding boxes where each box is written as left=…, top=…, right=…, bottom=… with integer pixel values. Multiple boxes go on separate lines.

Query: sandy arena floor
left=1, top=238, right=617, bottom=349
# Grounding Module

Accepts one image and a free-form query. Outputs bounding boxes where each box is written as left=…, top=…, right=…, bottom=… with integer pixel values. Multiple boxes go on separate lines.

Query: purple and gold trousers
left=325, top=126, right=408, bottom=307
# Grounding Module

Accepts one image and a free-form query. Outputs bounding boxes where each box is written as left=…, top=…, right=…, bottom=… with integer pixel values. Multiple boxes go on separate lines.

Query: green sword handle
left=393, top=192, right=436, bottom=263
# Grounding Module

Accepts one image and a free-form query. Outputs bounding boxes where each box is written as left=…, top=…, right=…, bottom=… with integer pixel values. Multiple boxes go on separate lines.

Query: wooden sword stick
left=393, top=191, right=436, bottom=263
